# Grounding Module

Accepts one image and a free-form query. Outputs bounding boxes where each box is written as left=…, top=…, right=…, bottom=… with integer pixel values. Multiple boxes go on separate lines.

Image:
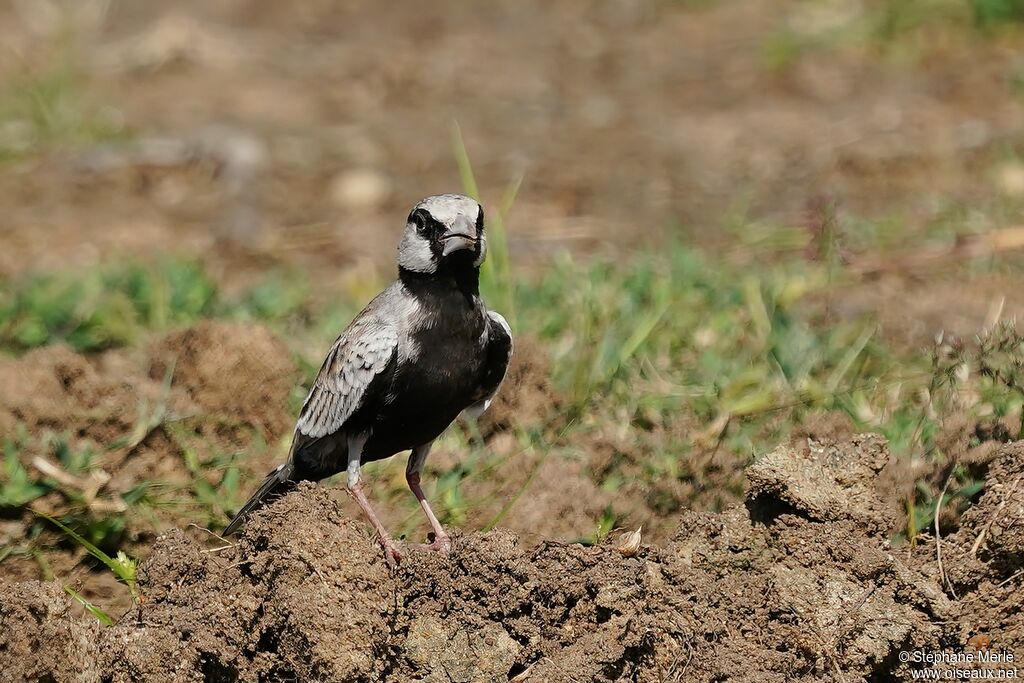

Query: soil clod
left=3, top=435, right=1021, bottom=681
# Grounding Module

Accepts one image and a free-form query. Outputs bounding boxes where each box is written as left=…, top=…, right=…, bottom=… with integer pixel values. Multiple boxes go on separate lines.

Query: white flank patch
left=461, top=398, right=492, bottom=420
left=488, top=310, right=512, bottom=340
left=474, top=233, right=488, bottom=267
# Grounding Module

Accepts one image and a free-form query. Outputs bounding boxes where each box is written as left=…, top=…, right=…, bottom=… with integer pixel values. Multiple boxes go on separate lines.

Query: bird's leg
left=347, top=434, right=402, bottom=566
left=406, top=442, right=451, bottom=553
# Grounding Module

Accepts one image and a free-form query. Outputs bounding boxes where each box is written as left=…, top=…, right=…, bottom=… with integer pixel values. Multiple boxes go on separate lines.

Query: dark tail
left=224, top=461, right=297, bottom=536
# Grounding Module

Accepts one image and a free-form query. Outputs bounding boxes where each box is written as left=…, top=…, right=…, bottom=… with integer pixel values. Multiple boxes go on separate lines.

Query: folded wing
left=296, top=316, right=398, bottom=440
left=224, top=309, right=398, bottom=535
left=464, top=310, right=513, bottom=418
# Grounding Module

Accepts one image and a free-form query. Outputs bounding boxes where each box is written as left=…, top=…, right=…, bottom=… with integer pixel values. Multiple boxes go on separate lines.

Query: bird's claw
left=417, top=534, right=451, bottom=554
left=381, top=540, right=403, bottom=568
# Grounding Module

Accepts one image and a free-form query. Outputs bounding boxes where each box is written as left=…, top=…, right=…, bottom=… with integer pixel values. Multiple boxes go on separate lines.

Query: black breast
left=360, top=276, right=487, bottom=460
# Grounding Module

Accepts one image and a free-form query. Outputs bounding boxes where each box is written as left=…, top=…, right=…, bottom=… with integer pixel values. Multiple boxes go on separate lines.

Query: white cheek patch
left=397, top=228, right=436, bottom=273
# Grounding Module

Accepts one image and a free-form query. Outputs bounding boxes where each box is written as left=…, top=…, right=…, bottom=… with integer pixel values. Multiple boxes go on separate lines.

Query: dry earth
left=0, top=321, right=298, bottom=609
left=2, top=434, right=1021, bottom=682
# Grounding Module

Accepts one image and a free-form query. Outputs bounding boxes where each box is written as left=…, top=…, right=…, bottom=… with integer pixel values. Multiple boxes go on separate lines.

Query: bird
left=224, top=193, right=513, bottom=565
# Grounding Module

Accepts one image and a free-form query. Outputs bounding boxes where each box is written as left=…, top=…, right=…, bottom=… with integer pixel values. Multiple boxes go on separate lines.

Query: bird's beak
left=441, top=233, right=477, bottom=256
left=441, top=217, right=478, bottom=256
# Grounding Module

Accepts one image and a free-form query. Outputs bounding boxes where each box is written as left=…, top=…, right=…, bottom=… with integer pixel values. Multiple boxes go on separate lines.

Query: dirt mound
left=959, top=443, right=1024, bottom=583
left=937, top=442, right=1024, bottom=590
left=0, top=323, right=296, bottom=613
left=148, top=320, right=297, bottom=437
left=746, top=432, right=900, bottom=534
left=0, top=580, right=102, bottom=683
left=0, top=344, right=171, bottom=442
left=0, top=321, right=295, bottom=449
left=913, top=442, right=1024, bottom=653
left=5, top=434, right=1021, bottom=681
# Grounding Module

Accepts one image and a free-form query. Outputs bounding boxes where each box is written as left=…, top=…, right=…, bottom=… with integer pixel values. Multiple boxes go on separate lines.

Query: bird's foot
left=416, top=533, right=451, bottom=554
left=380, top=538, right=403, bottom=568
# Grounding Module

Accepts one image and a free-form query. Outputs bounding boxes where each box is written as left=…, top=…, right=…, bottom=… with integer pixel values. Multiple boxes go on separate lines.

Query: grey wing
left=223, top=318, right=395, bottom=534
left=464, top=310, right=513, bottom=419
left=294, top=316, right=398, bottom=440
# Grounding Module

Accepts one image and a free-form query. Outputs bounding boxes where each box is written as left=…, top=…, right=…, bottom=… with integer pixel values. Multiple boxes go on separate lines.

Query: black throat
left=399, top=258, right=480, bottom=303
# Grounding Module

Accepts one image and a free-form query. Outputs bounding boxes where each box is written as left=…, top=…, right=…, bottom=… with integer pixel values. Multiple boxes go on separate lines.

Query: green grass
left=0, top=435, right=48, bottom=507
left=168, top=422, right=249, bottom=529
left=0, top=259, right=316, bottom=353
left=969, top=0, right=1024, bottom=28
left=0, top=260, right=215, bottom=351
left=64, top=585, right=115, bottom=625
left=34, top=510, right=138, bottom=602
left=2, top=430, right=154, bottom=552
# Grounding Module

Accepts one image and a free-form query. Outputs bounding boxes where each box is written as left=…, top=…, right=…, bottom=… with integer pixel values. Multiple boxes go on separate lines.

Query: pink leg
left=406, top=443, right=450, bottom=553
left=347, top=434, right=402, bottom=566
left=348, top=481, right=402, bottom=566
left=407, top=471, right=451, bottom=553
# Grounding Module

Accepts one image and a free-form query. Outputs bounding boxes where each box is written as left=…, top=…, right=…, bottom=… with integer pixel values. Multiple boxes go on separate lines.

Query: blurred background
left=3, top=0, right=1024, bottom=617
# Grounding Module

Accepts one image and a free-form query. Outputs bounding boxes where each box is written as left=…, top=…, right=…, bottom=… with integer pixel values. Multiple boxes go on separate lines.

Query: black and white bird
left=224, top=194, right=512, bottom=565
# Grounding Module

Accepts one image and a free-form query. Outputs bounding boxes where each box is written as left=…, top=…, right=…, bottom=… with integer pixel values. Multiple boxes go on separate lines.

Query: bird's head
left=397, top=194, right=486, bottom=276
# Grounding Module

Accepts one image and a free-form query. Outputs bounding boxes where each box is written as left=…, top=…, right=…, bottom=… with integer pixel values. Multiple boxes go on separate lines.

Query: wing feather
left=463, top=310, right=513, bottom=418
left=295, top=316, right=398, bottom=439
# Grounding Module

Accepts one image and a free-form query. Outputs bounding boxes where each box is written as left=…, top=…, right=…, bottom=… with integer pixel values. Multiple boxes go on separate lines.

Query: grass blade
left=32, top=508, right=137, bottom=598
left=63, top=585, right=115, bottom=626
left=451, top=121, right=480, bottom=200
left=614, top=283, right=670, bottom=374
left=827, top=326, right=876, bottom=394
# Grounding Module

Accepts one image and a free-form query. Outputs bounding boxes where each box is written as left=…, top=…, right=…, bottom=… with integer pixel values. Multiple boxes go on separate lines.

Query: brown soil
left=0, top=319, right=296, bottom=453
left=148, top=320, right=298, bottom=438
left=0, top=321, right=297, bottom=614
left=0, top=581, right=102, bottom=683
left=0, top=343, right=177, bottom=443
left=3, top=434, right=1020, bottom=682
left=912, top=441, right=1024, bottom=649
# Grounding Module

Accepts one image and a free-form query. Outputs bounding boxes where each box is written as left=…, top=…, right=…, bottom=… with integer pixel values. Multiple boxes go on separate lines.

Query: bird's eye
left=411, top=209, right=430, bottom=235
